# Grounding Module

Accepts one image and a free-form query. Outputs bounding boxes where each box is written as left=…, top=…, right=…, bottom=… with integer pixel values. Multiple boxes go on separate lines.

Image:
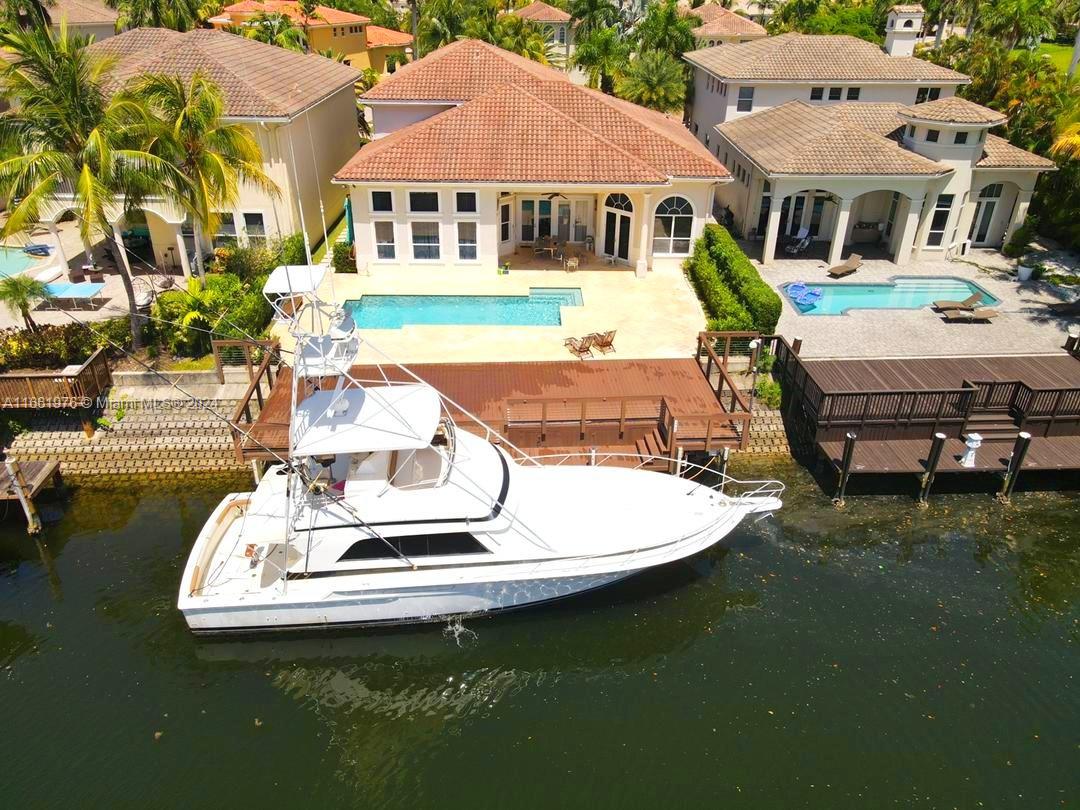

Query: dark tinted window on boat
left=339, top=532, right=489, bottom=561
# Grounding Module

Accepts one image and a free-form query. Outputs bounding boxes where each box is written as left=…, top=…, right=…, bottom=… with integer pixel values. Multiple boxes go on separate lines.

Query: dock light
left=961, top=433, right=983, bottom=468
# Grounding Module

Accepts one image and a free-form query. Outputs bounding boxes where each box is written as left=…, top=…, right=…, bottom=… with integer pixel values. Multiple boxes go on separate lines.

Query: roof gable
left=49, top=0, right=118, bottom=25
left=219, top=1, right=369, bottom=26
left=686, top=5, right=766, bottom=38
left=512, top=0, right=572, bottom=22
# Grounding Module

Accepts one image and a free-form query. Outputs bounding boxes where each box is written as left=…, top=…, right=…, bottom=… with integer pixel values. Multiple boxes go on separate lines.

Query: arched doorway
left=602, top=193, right=633, bottom=263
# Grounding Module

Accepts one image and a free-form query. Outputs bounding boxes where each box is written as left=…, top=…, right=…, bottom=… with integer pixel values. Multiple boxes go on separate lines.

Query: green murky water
left=1, top=461, right=1077, bottom=808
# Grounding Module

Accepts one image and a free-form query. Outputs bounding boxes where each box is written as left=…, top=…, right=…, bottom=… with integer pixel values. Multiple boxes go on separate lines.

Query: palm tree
left=0, top=275, right=49, bottom=331
left=1, top=0, right=53, bottom=29
left=1050, top=106, right=1080, bottom=160
left=115, top=0, right=201, bottom=31
left=568, top=0, right=618, bottom=39
left=981, top=0, right=1056, bottom=49
left=615, top=49, right=686, bottom=112
left=571, top=25, right=629, bottom=92
left=635, top=0, right=696, bottom=58
left=245, top=11, right=308, bottom=52
left=317, top=46, right=346, bottom=62
left=0, top=23, right=181, bottom=349
left=296, top=0, right=323, bottom=51
left=417, top=0, right=468, bottom=55
left=131, top=72, right=279, bottom=279
left=496, top=16, right=553, bottom=64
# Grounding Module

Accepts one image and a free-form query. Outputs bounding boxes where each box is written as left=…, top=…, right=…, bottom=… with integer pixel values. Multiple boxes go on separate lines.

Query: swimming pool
left=783, top=276, right=999, bottom=315
left=0, top=246, right=36, bottom=278
left=346, top=287, right=584, bottom=328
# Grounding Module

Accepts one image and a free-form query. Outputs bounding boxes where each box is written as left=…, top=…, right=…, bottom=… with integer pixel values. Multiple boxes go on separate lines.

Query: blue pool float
left=796, top=288, right=823, bottom=307
left=787, top=281, right=808, bottom=297
left=22, top=244, right=52, bottom=257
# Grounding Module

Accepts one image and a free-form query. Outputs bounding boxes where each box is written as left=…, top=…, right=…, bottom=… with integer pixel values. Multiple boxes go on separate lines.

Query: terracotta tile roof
left=365, top=24, right=413, bottom=47
left=890, top=5, right=925, bottom=13
left=339, top=43, right=727, bottom=184
left=512, top=0, right=572, bottom=23
left=686, top=5, right=766, bottom=38
left=901, top=96, right=1007, bottom=125
left=831, top=102, right=908, bottom=136
left=361, top=37, right=557, bottom=101
left=716, top=101, right=948, bottom=176
left=49, top=0, right=118, bottom=25
left=684, top=33, right=967, bottom=82
left=218, top=1, right=369, bottom=26
left=977, top=135, right=1056, bottom=170
left=89, top=28, right=361, bottom=119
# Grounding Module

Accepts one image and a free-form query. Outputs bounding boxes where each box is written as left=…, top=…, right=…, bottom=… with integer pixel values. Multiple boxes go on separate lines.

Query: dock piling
left=5, top=459, right=42, bottom=535
left=918, top=432, right=948, bottom=505
left=833, top=432, right=858, bottom=507
left=998, top=431, right=1032, bottom=502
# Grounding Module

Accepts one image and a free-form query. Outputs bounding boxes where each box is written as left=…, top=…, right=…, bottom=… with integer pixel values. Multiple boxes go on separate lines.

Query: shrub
left=0, top=317, right=135, bottom=370
left=279, top=233, right=308, bottom=266
left=754, top=378, right=783, bottom=410
left=684, top=240, right=754, bottom=331
left=332, top=241, right=356, bottom=274
left=152, top=274, right=272, bottom=357
left=1003, top=216, right=1038, bottom=259
left=211, top=243, right=279, bottom=281
left=702, top=224, right=782, bottom=334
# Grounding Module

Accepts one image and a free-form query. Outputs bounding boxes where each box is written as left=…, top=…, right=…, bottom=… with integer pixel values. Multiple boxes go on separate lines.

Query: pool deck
left=757, top=250, right=1078, bottom=358
left=276, top=261, right=707, bottom=364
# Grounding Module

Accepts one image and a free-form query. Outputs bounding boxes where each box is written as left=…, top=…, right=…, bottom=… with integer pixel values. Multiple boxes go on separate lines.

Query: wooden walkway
left=0, top=460, right=61, bottom=500
left=819, top=435, right=1080, bottom=475
left=240, top=359, right=732, bottom=461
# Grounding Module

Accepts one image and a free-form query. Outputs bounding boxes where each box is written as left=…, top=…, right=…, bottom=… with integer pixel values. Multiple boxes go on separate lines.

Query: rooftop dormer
left=885, top=4, right=924, bottom=57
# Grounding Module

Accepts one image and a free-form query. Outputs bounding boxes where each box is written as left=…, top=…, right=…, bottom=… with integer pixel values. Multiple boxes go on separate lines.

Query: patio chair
left=785, top=235, right=813, bottom=256
left=784, top=226, right=809, bottom=248
left=932, top=292, right=982, bottom=312
left=533, top=235, right=555, bottom=257
left=564, top=335, right=595, bottom=359
left=590, top=330, right=616, bottom=354
left=941, top=307, right=1000, bottom=323
left=826, top=254, right=863, bottom=278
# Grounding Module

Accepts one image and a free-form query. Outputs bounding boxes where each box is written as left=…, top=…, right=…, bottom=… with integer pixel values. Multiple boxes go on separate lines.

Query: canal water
left=1, top=461, right=1077, bottom=808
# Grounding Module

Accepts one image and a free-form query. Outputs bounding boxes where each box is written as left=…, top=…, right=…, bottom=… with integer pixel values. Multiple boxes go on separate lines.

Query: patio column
left=173, top=222, right=192, bottom=280
left=894, top=195, right=924, bottom=266
left=827, top=197, right=854, bottom=266
left=635, top=192, right=651, bottom=277
left=761, top=193, right=784, bottom=265
left=46, top=222, right=69, bottom=273
left=111, top=221, right=135, bottom=281
left=1003, top=189, right=1034, bottom=245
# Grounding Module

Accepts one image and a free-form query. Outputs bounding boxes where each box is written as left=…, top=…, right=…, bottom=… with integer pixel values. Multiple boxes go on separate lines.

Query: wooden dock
left=0, top=459, right=63, bottom=533
left=230, top=354, right=756, bottom=465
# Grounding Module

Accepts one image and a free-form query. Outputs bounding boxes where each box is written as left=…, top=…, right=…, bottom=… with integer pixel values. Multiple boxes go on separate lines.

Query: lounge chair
left=1046, top=299, right=1080, bottom=315
left=590, top=330, right=616, bottom=354
left=941, top=307, right=1000, bottom=323
left=932, top=292, right=981, bottom=311
left=784, top=226, right=809, bottom=247
left=827, top=254, right=863, bottom=278
left=564, top=335, right=595, bottom=359
left=785, top=235, right=813, bottom=256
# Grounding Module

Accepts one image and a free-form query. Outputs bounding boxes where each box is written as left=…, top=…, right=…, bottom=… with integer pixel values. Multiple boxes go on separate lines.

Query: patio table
left=45, top=281, right=106, bottom=310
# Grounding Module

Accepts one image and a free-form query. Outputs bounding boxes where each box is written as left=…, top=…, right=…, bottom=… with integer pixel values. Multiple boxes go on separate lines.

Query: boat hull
left=183, top=570, right=639, bottom=634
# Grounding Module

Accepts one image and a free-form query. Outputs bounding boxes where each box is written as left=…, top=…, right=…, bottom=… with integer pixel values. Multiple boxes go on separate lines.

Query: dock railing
left=694, top=332, right=757, bottom=449
left=211, top=338, right=279, bottom=385
left=228, top=341, right=279, bottom=462
left=0, top=346, right=111, bottom=410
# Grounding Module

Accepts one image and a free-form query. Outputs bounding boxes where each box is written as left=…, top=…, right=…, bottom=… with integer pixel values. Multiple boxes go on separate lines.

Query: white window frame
left=736, top=86, right=754, bottom=112
left=410, top=221, right=441, bottom=261
left=925, top=194, right=954, bottom=248
left=499, top=202, right=512, bottom=243
left=407, top=190, right=441, bottom=215
left=240, top=211, right=267, bottom=245
left=652, top=196, right=695, bottom=257
left=454, top=190, right=479, bottom=215
left=373, top=221, right=396, bottom=261
left=369, top=189, right=394, bottom=214
left=456, top=221, right=478, bottom=262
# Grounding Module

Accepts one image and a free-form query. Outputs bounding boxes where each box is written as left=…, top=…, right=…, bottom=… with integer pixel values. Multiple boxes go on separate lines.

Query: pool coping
left=343, top=286, right=586, bottom=329
left=780, top=274, right=1001, bottom=317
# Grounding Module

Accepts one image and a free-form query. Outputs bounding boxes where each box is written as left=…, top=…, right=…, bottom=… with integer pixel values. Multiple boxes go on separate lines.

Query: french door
left=604, top=210, right=631, bottom=261
left=968, top=199, right=996, bottom=245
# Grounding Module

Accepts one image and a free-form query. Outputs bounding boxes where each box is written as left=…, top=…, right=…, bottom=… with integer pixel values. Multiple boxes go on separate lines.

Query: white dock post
left=6, top=459, right=42, bottom=535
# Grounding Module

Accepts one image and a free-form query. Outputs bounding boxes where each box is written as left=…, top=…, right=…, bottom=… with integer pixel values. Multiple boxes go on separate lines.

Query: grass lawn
left=312, top=208, right=349, bottom=264
left=1012, top=42, right=1074, bottom=73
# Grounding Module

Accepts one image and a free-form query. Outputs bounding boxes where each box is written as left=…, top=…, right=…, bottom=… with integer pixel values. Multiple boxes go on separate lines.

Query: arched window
left=653, top=196, right=693, bottom=255
left=903, top=19, right=913, bottom=27
left=605, top=193, right=633, bottom=212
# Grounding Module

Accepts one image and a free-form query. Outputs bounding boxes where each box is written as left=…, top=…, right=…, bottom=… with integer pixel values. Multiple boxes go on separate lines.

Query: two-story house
left=510, top=1, right=575, bottom=65
left=681, top=2, right=767, bottom=48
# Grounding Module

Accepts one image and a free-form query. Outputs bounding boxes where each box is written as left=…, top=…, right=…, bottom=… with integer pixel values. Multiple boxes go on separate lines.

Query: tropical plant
left=245, top=11, right=308, bottom=52
left=615, top=49, right=686, bottom=112
left=568, top=0, right=618, bottom=39
left=152, top=273, right=271, bottom=356
left=1050, top=107, right=1080, bottom=160
left=495, top=15, right=553, bottom=63
left=768, top=0, right=888, bottom=43
left=327, top=0, right=403, bottom=30
left=0, top=275, right=49, bottom=331
left=1, top=0, right=53, bottom=29
left=114, top=0, right=202, bottom=31
left=635, top=0, right=696, bottom=58
left=0, top=23, right=182, bottom=348
left=296, top=0, right=322, bottom=47
left=981, top=0, right=1056, bottom=50
left=317, top=46, right=347, bottom=61
left=417, top=0, right=468, bottom=56
left=571, top=24, right=629, bottom=92
left=131, top=71, right=279, bottom=279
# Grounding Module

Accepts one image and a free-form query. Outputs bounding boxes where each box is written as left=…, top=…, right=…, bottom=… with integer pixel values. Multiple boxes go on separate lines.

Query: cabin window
left=411, top=222, right=440, bottom=260
left=457, top=221, right=477, bottom=261
left=408, top=191, right=439, bottom=213
left=653, top=196, right=694, bottom=255
left=846, top=87, right=861, bottom=100
left=736, top=86, right=754, bottom=112
left=455, top=191, right=477, bottom=213
left=810, top=87, right=823, bottom=100
left=374, top=221, right=395, bottom=259
left=371, top=190, right=393, bottom=212
left=338, top=532, right=490, bottom=561
left=953, top=131, right=968, bottom=145
left=828, top=87, right=842, bottom=100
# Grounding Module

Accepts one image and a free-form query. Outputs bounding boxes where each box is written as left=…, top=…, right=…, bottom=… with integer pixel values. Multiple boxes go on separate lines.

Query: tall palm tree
left=615, top=49, right=686, bottom=112
left=568, top=0, right=618, bottom=39
left=115, top=0, right=201, bottom=31
left=0, top=275, right=49, bottom=331
left=496, top=15, right=553, bottom=64
left=417, top=0, right=468, bottom=55
left=635, top=0, right=695, bottom=58
left=245, top=11, right=308, bottom=52
left=571, top=24, right=629, bottom=92
left=0, top=23, right=181, bottom=349
left=131, top=72, right=279, bottom=279
left=981, top=0, right=1056, bottom=49
left=1049, top=105, right=1080, bottom=160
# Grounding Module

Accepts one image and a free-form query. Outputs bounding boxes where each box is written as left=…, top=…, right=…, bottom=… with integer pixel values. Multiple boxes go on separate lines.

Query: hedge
left=683, top=239, right=754, bottom=331
left=702, top=223, right=782, bottom=334
left=0, top=317, right=134, bottom=371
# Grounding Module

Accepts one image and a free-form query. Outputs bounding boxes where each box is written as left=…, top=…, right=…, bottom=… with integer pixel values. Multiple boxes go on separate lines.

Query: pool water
left=347, top=287, right=584, bottom=328
left=784, top=276, right=999, bottom=315
left=0, top=246, right=36, bottom=278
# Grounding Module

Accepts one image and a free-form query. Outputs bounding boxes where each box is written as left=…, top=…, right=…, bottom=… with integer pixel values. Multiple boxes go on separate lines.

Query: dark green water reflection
left=1, top=461, right=1077, bottom=809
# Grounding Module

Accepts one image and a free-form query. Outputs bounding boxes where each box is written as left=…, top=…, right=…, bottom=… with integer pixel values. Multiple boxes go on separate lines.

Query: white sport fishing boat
left=178, top=266, right=783, bottom=633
